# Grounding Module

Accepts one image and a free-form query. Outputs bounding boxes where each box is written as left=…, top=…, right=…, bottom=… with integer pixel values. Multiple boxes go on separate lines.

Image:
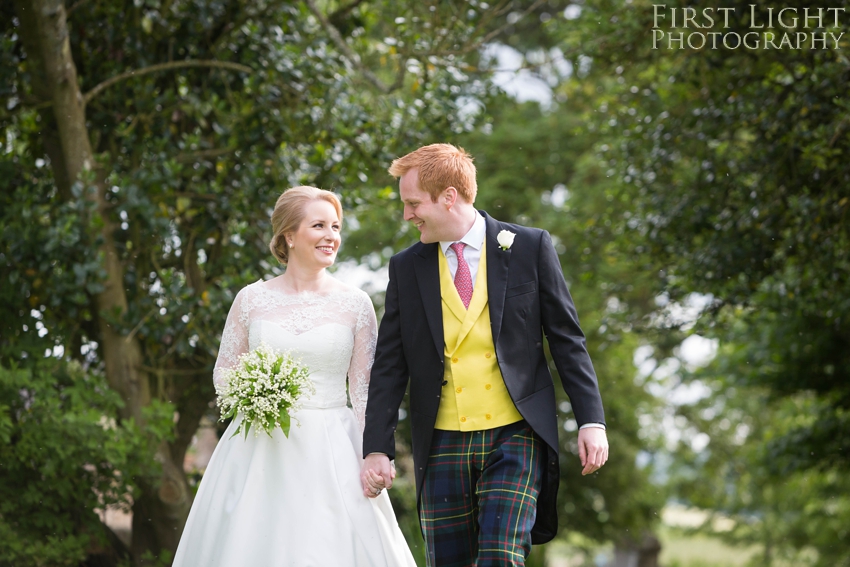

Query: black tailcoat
left=363, top=211, right=605, bottom=543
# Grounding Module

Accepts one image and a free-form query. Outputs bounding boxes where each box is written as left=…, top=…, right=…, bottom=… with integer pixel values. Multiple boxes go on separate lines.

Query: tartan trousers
left=420, top=420, right=545, bottom=567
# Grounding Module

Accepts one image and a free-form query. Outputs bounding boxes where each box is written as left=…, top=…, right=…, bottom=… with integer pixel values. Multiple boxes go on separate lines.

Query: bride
left=172, top=186, right=416, bottom=566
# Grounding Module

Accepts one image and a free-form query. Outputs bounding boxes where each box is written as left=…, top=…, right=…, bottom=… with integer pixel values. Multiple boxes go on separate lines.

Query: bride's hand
left=361, top=453, right=394, bottom=498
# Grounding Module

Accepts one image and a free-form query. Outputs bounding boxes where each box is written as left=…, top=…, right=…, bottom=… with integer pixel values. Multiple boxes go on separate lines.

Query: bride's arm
left=213, top=287, right=250, bottom=391
left=348, top=291, right=379, bottom=432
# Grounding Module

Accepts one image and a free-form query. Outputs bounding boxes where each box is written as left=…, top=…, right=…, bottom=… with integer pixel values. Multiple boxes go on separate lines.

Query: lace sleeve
left=348, top=291, right=378, bottom=432
left=213, top=287, right=250, bottom=391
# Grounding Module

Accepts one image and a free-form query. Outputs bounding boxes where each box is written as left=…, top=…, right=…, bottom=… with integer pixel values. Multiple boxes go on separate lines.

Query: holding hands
left=361, top=453, right=395, bottom=498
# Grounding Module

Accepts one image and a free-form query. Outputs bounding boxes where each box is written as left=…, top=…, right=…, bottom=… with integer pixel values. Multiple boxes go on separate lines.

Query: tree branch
left=175, top=147, right=237, bottom=163
left=66, top=0, right=90, bottom=16
left=83, top=60, right=253, bottom=105
left=406, top=0, right=547, bottom=58
left=329, top=0, right=366, bottom=21
left=304, top=0, right=405, bottom=94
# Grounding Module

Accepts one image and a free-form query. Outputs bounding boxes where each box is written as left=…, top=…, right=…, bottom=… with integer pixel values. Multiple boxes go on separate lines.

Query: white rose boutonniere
left=497, top=230, right=516, bottom=251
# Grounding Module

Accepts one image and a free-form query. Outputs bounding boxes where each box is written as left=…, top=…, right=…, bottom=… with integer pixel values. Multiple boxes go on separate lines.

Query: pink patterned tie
left=450, top=242, right=473, bottom=309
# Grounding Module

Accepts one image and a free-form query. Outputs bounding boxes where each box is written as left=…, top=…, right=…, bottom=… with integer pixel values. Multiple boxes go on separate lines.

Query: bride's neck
left=278, top=264, right=328, bottom=293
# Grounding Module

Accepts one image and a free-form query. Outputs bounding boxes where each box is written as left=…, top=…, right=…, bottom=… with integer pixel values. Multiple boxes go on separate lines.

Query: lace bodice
left=214, top=279, right=378, bottom=430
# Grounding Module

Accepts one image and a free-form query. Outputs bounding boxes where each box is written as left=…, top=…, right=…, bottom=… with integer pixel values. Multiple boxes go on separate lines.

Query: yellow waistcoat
left=434, top=240, right=523, bottom=431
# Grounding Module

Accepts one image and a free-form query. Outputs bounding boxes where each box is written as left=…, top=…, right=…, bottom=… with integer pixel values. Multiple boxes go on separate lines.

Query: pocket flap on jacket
left=505, top=281, right=536, bottom=298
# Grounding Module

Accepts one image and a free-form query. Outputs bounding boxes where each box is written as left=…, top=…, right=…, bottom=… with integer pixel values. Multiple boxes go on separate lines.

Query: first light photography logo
left=652, top=4, right=846, bottom=50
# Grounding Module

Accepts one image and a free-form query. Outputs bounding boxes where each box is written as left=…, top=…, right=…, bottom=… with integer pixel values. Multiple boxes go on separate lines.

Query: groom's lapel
left=413, top=242, right=444, bottom=361
left=484, top=212, right=510, bottom=348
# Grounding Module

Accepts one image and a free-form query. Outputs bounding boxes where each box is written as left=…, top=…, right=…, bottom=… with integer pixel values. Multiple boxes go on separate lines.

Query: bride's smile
left=287, top=199, right=341, bottom=269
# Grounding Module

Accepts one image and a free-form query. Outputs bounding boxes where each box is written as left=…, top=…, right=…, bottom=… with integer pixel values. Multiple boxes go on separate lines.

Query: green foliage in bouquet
left=216, top=344, right=314, bottom=440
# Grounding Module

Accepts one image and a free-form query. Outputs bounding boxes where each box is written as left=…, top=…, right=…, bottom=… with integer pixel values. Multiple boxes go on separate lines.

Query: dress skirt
left=172, top=406, right=416, bottom=567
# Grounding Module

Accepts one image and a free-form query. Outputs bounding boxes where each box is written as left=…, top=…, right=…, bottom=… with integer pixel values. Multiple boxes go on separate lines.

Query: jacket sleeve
left=362, top=256, right=410, bottom=460
left=537, top=230, right=606, bottom=427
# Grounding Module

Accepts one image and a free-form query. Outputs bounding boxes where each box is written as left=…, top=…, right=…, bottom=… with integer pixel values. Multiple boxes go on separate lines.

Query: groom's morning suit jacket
left=363, top=211, right=605, bottom=544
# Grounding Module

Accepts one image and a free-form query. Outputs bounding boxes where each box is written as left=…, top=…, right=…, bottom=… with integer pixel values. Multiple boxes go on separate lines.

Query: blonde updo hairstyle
left=269, top=186, right=343, bottom=265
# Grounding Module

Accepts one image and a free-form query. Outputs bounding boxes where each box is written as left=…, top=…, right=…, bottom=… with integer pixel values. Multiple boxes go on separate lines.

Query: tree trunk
left=611, top=533, right=661, bottom=567
left=13, top=0, right=72, bottom=199
left=17, top=0, right=192, bottom=563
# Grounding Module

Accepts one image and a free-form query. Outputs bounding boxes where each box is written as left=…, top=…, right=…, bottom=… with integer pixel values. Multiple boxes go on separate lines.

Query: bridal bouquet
left=216, top=343, right=314, bottom=439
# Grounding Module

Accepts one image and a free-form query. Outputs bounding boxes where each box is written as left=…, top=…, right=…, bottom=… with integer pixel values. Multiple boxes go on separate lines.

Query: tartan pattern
left=420, top=420, right=545, bottom=567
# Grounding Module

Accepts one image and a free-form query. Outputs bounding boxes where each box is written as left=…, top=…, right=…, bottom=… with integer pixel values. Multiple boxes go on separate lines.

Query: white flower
left=216, top=343, right=314, bottom=439
left=497, top=230, right=516, bottom=251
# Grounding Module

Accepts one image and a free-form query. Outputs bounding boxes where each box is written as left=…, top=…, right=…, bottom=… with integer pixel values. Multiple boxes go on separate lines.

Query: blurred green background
left=2, top=1, right=848, bottom=566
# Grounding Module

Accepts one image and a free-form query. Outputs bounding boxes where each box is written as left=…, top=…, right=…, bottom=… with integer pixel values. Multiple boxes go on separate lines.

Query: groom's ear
left=443, top=186, right=458, bottom=208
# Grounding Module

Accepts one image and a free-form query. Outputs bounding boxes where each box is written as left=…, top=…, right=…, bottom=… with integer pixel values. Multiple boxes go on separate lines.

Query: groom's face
left=399, top=169, right=453, bottom=244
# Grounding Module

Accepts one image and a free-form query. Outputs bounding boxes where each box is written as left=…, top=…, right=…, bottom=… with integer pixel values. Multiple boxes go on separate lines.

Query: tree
left=671, top=336, right=850, bottom=566
left=1, top=1, right=555, bottom=563
left=0, top=360, right=172, bottom=566
left=558, top=0, right=850, bottom=472
left=546, top=0, right=849, bottom=562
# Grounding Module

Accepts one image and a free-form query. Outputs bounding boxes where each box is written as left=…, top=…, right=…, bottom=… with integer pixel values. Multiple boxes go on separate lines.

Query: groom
left=361, top=144, right=608, bottom=566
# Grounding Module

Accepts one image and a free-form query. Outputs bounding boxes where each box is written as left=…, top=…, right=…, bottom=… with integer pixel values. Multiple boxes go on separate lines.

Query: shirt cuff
left=579, top=423, right=606, bottom=431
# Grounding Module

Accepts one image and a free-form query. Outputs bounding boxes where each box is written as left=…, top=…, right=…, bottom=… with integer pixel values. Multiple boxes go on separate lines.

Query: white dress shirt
left=439, top=213, right=605, bottom=432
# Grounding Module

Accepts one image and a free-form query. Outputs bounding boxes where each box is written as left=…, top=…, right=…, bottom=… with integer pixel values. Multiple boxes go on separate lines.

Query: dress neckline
left=252, top=279, right=361, bottom=299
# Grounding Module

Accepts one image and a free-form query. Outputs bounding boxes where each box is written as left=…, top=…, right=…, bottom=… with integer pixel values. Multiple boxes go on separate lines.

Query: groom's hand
left=361, top=453, right=395, bottom=498
left=578, top=427, right=609, bottom=475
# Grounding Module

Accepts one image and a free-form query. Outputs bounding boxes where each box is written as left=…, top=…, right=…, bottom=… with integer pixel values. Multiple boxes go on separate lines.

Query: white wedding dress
left=172, top=280, right=416, bottom=567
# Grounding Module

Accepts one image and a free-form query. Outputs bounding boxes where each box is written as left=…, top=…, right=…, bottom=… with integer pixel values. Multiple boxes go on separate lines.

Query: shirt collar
left=440, top=212, right=486, bottom=257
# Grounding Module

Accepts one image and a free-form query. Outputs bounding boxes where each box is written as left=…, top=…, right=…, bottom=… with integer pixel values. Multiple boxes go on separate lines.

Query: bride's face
left=287, top=200, right=341, bottom=269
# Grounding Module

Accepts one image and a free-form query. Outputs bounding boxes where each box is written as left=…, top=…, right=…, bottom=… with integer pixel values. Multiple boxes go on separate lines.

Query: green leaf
left=281, top=413, right=291, bottom=438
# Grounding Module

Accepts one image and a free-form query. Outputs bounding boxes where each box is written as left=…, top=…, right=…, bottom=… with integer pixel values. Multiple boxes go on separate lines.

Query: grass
left=658, top=526, right=760, bottom=567
left=542, top=524, right=764, bottom=567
